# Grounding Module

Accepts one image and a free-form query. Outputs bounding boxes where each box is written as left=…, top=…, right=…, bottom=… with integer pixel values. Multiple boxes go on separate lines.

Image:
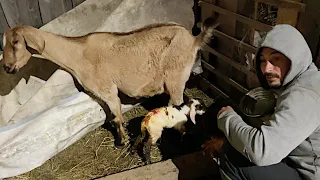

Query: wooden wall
left=297, top=0, right=320, bottom=65
left=0, top=0, right=87, bottom=50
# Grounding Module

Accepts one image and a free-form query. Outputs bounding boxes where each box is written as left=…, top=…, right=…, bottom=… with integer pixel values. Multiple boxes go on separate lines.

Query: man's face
left=260, top=48, right=291, bottom=89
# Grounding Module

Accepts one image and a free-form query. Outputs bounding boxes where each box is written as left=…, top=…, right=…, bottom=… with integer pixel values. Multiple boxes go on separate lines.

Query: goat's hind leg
left=165, top=70, right=191, bottom=106
left=130, top=127, right=147, bottom=154
left=144, top=137, right=153, bottom=165
left=144, top=130, right=162, bottom=164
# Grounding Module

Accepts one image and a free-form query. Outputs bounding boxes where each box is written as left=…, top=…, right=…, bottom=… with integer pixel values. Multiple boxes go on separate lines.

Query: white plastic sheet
left=0, top=70, right=106, bottom=179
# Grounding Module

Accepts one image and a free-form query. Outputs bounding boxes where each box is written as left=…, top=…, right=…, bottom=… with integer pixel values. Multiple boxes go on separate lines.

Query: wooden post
left=0, top=0, right=43, bottom=28
left=296, top=0, right=320, bottom=59
left=38, top=0, right=73, bottom=24
left=276, top=0, right=301, bottom=26
left=0, top=4, right=9, bottom=50
left=72, top=0, right=86, bottom=7
left=246, top=1, right=261, bottom=89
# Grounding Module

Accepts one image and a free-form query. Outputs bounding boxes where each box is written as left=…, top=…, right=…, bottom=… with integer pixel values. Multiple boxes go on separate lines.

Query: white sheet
left=0, top=70, right=105, bottom=178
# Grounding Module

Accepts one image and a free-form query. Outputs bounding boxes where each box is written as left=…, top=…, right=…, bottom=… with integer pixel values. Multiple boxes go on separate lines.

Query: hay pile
left=7, top=87, right=214, bottom=180
left=257, top=2, right=278, bottom=26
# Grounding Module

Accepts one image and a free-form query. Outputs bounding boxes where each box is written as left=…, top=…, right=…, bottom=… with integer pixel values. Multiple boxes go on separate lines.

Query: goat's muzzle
left=3, top=65, right=16, bottom=74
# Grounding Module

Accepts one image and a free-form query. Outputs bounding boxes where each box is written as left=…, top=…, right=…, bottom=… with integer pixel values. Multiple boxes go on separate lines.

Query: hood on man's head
left=255, top=24, right=313, bottom=89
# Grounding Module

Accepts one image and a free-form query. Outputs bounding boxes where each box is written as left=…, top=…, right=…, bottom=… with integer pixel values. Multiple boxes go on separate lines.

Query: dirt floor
left=6, top=86, right=215, bottom=180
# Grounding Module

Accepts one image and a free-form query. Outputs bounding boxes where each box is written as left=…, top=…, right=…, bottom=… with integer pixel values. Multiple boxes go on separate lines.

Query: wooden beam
left=255, top=0, right=306, bottom=12
left=201, top=60, right=249, bottom=93
left=276, top=0, right=301, bottom=27
left=210, top=28, right=257, bottom=54
left=199, top=1, right=272, bottom=31
left=39, top=0, right=73, bottom=24
left=203, top=44, right=257, bottom=74
left=0, top=0, right=43, bottom=28
left=198, top=76, right=229, bottom=99
left=72, top=0, right=85, bottom=7
left=296, top=0, right=320, bottom=58
left=197, top=22, right=257, bottom=53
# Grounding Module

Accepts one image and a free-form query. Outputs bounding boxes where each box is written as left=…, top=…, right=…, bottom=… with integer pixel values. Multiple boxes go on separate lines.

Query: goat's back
left=78, top=23, right=200, bottom=97
left=84, top=23, right=198, bottom=67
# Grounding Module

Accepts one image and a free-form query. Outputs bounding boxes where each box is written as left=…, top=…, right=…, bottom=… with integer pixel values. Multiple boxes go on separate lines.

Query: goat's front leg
left=167, top=83, right=184, bottom=106
left=100, top=84, right=126, bottom=148
left=174, top=121, right=187, bottom=142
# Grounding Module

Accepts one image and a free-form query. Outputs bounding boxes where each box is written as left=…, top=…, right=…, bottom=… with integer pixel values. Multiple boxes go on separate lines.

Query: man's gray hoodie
left=218, top=24, right=320, bottom=180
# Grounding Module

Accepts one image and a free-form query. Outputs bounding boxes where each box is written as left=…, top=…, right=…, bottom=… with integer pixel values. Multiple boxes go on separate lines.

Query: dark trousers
left=219, top=141, right=302, bottom=180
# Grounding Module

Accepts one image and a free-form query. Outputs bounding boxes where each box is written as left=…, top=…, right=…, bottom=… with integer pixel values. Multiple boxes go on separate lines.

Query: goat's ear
left=190, top=103, right=196, bottom=125
left=22, top=32, right=45, bottom=54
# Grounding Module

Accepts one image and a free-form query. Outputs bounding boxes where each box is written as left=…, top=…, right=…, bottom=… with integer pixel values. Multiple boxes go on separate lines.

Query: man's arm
left=218, top=87, right=320, bottom=166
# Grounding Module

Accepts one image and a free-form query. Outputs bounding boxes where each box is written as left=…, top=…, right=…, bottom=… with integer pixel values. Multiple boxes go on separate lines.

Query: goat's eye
left=13, top=40, right=18, bottom=45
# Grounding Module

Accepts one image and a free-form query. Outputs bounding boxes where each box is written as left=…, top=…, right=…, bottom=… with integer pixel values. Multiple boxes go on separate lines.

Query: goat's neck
left=35, top=30, right=85, bottom=72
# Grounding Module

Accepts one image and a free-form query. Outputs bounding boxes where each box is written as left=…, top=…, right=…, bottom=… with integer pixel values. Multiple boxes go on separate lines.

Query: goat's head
left=2, top=26, right=44, bottom=74
left=187, top=98, right=206, bottom=124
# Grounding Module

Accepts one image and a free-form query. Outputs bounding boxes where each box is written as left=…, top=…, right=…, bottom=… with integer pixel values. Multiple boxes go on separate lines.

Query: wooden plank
left=210, top=28, right=257, bottom=54
left=249, top=1, right=259, bottom=47
left=255, top=0, right=306, bottom=12
left=201, top=60, right=249, bottom=93
left=39, top=0, right=73, bottom=24
left=206, top=0, right=238, bottom=98
left=276, top=0, right=301, bottom=26
left=98, top=151, right=219, bottom=180
left=0, top=4, right=9, bottom=50
left=199, top=1, right=273, bottom=31
left=0, top=0, right=42, bottom=28
left=316, top=55, right=320, bottom=69
left=0, top=4, right=9, bottom=33
left=203, top=44, right=257, bottom=75
left=198, top=76, right=254, bottom=115
left=199, top=0, right=216, bottom=61
left=1, top=0, right=19, bottom=27
left=234, top=0, right=258, bottom=90
left=296, top=0, right=320, bottom=58
left=98, top=160, right=179, bottom=180
left=198, top=22, right=257, bottom=53
left=72, top=0, right=85, bottom=7
left=198, top=76, right=229, bottom=99
left=247, top=1, right=262, bottom=89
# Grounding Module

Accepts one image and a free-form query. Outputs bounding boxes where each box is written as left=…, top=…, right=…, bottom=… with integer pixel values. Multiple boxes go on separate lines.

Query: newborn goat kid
left=132, top=98, right=206, bottom=164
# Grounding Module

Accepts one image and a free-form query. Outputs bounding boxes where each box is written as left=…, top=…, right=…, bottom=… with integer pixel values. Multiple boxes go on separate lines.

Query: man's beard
left=264, top=73, right=282, bottom=89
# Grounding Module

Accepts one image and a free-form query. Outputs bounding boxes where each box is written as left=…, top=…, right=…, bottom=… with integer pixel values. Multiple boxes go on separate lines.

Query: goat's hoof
left=129, top=149, right=135, bottom=155
left=114, top=138, right=125, bottom=149
left=145, top=160, right=151, bottom=165
left=115, top=144, right=125, bottom=149
left=129, top=147, right=137, bottom=154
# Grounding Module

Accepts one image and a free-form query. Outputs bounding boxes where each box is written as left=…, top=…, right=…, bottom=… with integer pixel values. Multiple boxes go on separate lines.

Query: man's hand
left=201, top=136, right=225, bottom=158
left=217, top=106, right=233, bottom=118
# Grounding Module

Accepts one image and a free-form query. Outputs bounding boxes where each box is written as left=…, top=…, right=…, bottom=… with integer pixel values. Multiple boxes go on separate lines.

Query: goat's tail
left=194, top=15, right=220, bottom=49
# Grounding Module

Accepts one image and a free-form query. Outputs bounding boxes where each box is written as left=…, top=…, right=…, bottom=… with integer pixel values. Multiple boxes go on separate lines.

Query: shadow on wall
left=0, top=57, right=59, bottom=96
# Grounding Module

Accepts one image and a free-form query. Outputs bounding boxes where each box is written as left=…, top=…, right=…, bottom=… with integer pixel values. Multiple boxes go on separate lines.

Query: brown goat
left=1, top=22, right=218, bottom=147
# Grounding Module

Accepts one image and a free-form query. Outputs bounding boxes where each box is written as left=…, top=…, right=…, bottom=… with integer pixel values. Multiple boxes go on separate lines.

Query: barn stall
left=0, top=0, right=319, bottom=179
